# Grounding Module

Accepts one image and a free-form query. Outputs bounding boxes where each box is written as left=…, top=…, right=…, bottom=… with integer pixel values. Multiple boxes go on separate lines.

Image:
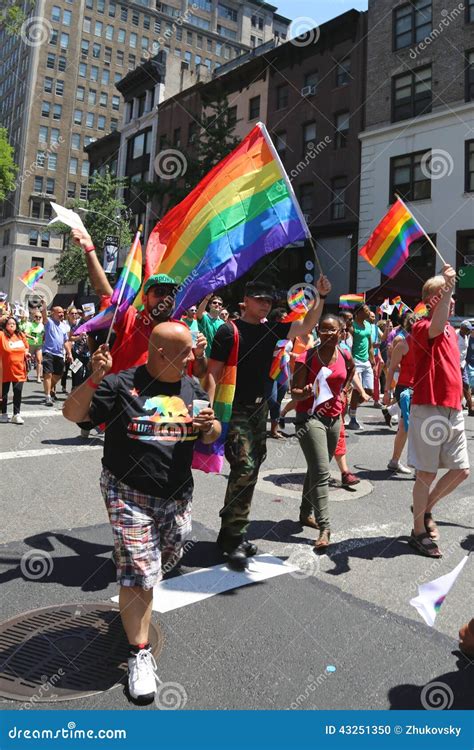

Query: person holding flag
left=290, top=314, right=355, bottom=550
left=71, top=228, right=208, bottom=377
left=207, top=275, right=331, bottom=569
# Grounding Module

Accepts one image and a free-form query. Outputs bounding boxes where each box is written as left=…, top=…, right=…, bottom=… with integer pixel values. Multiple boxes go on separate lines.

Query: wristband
left=86, top=377, right=100, bottom=389
left=84, top=244, right=95, bottom=254
left=319, top=294, right=327, bottom=300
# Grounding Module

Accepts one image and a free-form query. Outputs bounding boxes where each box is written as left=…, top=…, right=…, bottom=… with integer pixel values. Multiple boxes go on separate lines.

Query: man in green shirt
left=23, top=311, right=45, bottom=382
left=348, top=304, right=375, bottom=430
left=181, top=305, right=199, bottom=340
left=196, top=293, right=224, bottom=357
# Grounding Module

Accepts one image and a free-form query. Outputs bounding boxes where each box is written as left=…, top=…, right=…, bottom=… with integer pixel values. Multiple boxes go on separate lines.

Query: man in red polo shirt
left=71, top=228, right=207, bottom=376
left=408, top=264, right=470, bottom=558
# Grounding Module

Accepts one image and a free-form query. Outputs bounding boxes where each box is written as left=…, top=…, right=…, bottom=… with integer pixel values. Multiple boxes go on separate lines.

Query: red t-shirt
left=110, top=307, right=193, bottom=375
left=295, top=347, right=348, bottom=417
left=411, top=319, right=462, bottom=410
left=397, top=333, right=415, bottom=388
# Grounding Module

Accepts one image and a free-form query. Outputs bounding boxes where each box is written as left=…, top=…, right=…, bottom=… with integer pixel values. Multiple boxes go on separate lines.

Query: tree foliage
left=0, top=1, right=31, bottom=35
left=0, top=128, right=18, bottom=202
left=52, top=170, right=132, bottom=285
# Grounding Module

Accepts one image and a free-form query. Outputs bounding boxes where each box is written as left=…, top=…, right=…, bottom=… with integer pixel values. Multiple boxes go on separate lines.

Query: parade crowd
left=1, top=226, right=473, bottom=703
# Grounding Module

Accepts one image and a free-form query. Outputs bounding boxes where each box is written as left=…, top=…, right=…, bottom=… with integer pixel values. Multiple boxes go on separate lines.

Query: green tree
left=0, top=127, right=18, bottom=202
left=52, top=169, right=132, bottom=285
left=0, top=1, right=32, bottom=35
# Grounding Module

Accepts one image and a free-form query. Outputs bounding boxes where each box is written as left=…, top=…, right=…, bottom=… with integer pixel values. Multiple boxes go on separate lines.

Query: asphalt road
left=0, top=379, right=472, bottom=711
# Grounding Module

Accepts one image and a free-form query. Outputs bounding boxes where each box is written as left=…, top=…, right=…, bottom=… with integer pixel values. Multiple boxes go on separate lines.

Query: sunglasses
left=148, top=284, right=177, bottom=295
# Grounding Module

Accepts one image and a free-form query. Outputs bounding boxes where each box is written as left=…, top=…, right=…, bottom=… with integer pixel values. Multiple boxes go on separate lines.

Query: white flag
left=409, top=556, right=469, bottom=627
left=48, top=203, right=87, bottom=232
left=310, top=366, right=333, bottom=414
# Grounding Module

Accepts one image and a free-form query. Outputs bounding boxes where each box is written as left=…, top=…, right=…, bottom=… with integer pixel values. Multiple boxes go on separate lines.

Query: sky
left=274, top=0, right=368, bottom=23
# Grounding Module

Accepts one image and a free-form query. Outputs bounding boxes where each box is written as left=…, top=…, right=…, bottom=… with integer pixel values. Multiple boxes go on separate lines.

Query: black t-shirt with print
left=87, top=365, right=208, bottom=500
left=210, top=319, right=292, bottom=404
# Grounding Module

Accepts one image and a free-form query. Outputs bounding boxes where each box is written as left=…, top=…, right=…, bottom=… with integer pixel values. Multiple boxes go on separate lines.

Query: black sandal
left=408, top=531, right=442, bottom=558
left=410, top=506, right=439, bottom=540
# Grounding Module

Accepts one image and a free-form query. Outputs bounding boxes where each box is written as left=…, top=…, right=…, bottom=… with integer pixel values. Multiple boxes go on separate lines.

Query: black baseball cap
left=244, top=281, right=275, bottom=300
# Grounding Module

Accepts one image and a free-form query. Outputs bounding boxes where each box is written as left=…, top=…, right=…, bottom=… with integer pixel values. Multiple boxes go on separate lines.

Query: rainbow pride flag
left=192, top=322, right=240, bottom=474
left=19, top=266, right=45, bottom=290
left=146, top=123, right=311, bottom=315
left=339, top=293, right=365, bottom=309
left=359, top=199, right=424, bottom=278
left=76, top=231, right=142, bottom=334
left=414, top=301, right=428, bottom=316
left=270, top=339, right=292, bottom=384
left=392, top=295, right=402, bottom=305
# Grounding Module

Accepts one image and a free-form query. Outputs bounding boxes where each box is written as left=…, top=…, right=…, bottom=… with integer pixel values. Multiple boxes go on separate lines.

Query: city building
left=0, top=0, right=289, bottom=303
left=357, top=0, right=474, bottom=314
left=89, top=9, right=367, bottom=302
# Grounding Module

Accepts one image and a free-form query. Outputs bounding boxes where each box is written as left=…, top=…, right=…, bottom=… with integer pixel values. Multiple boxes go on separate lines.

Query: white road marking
left=0, top=445, right=102, bottom=461
left=5, top=409, right=64, bottom=418
left=111, top=554, right=298, bottom=613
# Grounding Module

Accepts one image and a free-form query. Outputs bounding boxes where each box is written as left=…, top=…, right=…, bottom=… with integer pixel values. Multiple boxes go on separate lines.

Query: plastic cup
left=193, top=399, right=210, bottom=417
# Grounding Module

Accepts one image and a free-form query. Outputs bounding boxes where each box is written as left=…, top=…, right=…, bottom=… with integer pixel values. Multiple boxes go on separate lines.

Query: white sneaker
left=0, top=413, right=9, bottom=423
left=387, top=460, right=412, bottom=474
left=11, top=414, right=24, bottom=425
left=128, top=648, right=158, bottom=702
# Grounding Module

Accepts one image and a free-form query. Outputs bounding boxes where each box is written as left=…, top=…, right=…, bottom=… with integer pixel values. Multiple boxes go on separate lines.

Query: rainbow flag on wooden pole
left=145, top=123, right=312, bottom=315
left=19, top=266, right=45, bottom=290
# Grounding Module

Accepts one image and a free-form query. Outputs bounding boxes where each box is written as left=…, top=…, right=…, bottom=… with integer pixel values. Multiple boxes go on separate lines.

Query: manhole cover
left=0, top=603, right=163, bottom=702
left=268, top=472, right=341, bottom=493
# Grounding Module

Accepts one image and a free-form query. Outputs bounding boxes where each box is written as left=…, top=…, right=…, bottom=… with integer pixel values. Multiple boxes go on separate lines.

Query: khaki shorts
left=408, top=405, right=470, bottom=473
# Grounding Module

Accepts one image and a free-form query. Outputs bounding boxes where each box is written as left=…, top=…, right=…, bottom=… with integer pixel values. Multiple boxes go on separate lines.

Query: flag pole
left=105, top=225, right=142, bottom=347
left=395, top=193, right=447, bottom=266
left=308, top=236, right=323, bottom=277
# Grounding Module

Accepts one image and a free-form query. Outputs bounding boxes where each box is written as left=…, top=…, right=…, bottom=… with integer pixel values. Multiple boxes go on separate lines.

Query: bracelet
left=84, top=244, right=95, bottom=254
left=86, top=377, right=100, bottom=389
left=319, top=294, right=327, bottom=300
left=201, top=421, right=214, bottom=434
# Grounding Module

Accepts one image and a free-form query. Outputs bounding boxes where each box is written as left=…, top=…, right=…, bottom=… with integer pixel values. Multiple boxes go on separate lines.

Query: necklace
left=316, top=346, right=338, bottom=367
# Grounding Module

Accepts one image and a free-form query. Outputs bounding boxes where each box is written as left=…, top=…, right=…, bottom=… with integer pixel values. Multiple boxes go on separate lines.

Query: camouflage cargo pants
left=218, top=402, right=268, bottom=544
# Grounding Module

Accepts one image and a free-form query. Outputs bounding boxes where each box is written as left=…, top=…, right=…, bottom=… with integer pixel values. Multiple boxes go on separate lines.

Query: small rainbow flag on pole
left=359, top=199, right=424, bottom=278
left=19, top=266, right=45, bottom=290
left=414, top=301, right=429, bottom=317
left=339, top=293, right=365, bottom=309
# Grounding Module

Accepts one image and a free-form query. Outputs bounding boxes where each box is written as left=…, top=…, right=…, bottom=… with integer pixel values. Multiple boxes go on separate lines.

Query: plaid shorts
left=100, top=467, right=192, bottom=590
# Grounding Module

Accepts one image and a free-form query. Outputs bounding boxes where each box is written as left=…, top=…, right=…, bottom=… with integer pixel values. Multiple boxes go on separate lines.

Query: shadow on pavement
left=388, top=652, right=474, bottom=709
left=325, top=535, right=412, bottom=575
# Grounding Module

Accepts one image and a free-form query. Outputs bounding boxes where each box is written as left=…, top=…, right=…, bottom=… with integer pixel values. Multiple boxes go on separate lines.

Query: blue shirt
left=43, top=318, right=68, bottom=356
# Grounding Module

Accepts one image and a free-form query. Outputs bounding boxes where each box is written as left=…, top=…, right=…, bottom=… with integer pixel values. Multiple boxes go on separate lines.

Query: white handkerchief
left=48, top=203, right=87, bottom=232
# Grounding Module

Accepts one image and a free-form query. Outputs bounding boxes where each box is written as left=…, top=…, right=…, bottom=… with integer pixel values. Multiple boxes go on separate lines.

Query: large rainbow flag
left=146, top=123, right=311, bottom=315
left=359, top=199, right=424, bottom=278
left=339, top=293, right=365, bottom=309
left=19, top=266, right=45, bottom=290
left=76, top=230, right=142, bottom=334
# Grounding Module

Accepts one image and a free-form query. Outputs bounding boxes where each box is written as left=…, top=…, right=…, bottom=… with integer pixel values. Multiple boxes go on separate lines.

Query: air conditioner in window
left=301, top=84, right=316, bottom=97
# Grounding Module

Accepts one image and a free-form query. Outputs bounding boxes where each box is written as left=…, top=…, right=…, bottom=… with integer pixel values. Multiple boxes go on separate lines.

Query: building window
left=144, top=14, right=150, bottom=30
left=132, top=10, right=139, bottom=25
left=74, top=109, right=82, bottom=125
left=71, top=133, right=81, bottom=149
left=55, top=80, right=64, bottom=96
left=63, top=9, right=72, bottom=25
left=120, top=5, right=128, bottom=21
left=390, top=150, right=431, bottom=202
left=41, top=101, right=50, bottom=117
left=47, top=153, right=57, bottom=171
left=130, top=32, right=137, bottom=48
left=466, top=50, right=474, bottom=101
left=79, top=62, right=87, bottom=77
left=467, top=0, right=474, bottom=22
left=36, top=150, right=46, bottom=167
left=44, top=76, right=53, bottom=93
left=299, top=184, right=313, bottom=216
left=106, top=24, right=114, bottom=40
left=50, top=29, right=58, bottom=45
left=393, top=0, right=432, bottom=50
left=335, top=112, right=349, bottom=148
left=47, top=53, right=56, bottom=69
left=303, top=71, right=318, bottom=93
left=58, top=56, right=67, bottom=72
left=274, top=131, right=286, bottom=160
left=0, top=256, right=6, bottom=276
left=118, top=28, right=126, bottom=43
left=88, top=89, right=97, bottom=105
left=97, top=0, right=105, bottom=12
left=303, top=122, right=316, bottom=153
left=40, top=232, right=50, bottom=248
left=39, top=126, right=48, bottom=143
left=52, top=104, right=62, bottom=120
left=51, top=5, right=61, bottom=22
left=336, top=58, right=351, bottom=87
left=83, top=17, right=91, bottom=33
left=76, top=86, right=85, bottom=101
left=112, top=95, right=120, bottom=111
left=392, top=66, right=432, bottom=121
left=110, top=118, right=118, bottom=131
left=102, top=69, right=110, bottom=85
left=81, top=161, right=90, bottom=178
left=31, top=201, right=41, bottom=219
left=128, top=54, right=136, bottom=69
left=31, top=256, right=45, bottom=268
left=60, top=32, right=69, bottom=49
left=228, top=105, right=237, bottom=127
left=80, top=185, right=89, bottom=200
left=67, top=182, right=76, bottom=198
left=117, top=50, right=124, bottom=66
left=100, top=92, right=108, bottom=107
left=95, top=21, right=103, bottom=36
left=249, top=95, right=260, bottom=121
left=34, top=176, right=43, bottom=192
left=46, top=178, right=55, bottom=194
left=331, top=177, right=346, bottom=219
left=90, top=66, right=99, bottom=81
left=98, top=115, right=106, bottom=130
left=173, top=128, right=181, bottom=147
left=109, top=1, right=116, bottom=17
left=29, top=231, right=39, bottom=247
left=466, top=140, right=474, bottom=192
left=86, top=112, right=94, bottom=128
left=51, top=128, right=60, bottom=144
left=2, top=230, right=9, bottom=246
left=251, top=13, right=264, bottom=30
left=218, top=3, right=238, bottom=22
left=69, top=158, right=78, bottom=174
left=276, top=84, right=289, bottom=111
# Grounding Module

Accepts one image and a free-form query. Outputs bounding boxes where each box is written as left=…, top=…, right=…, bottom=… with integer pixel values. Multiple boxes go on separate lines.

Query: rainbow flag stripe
left=339, top=293, right=365, bottom=309
left=414, top=301, right=428, bottom=316
left=146, top=123, right=311, bottom=315
left=288, top=289, right=306, bottom=309
left=392, top=295, right=402, bottom=305
left=359, top=199, right=424, bottom=279
left=19, top=266, right=45, bottom=290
